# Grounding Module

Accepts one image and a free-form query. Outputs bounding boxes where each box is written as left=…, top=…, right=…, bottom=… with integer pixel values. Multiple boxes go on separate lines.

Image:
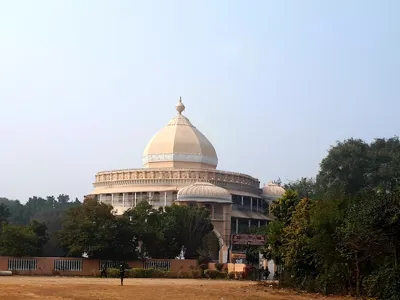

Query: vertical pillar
left=256, top=199, right=259, bottom=212
left=134, top=192, right=137, bottom=207
left=241, top=196, right=244, bottom=207
left=248, top=219, right=251, bottom=228
left=235, top=218, right=239, bottom=234
left=111, top=194, right=114, bottom=206
left=122, top=193, right=125, bottom=207
left=164, top=192, right=167, bottom=207
left=99, top=194, right=102, bottom=203
left=258, top=220, right=261, bottom=228
left=250, top=198, right=253, bottom=211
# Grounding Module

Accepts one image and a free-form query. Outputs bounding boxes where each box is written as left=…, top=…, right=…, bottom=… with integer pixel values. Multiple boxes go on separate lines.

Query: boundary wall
left=0, top=256, right=197, bottom=276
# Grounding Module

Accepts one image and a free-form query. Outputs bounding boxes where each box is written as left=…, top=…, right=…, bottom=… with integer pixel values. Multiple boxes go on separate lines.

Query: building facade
left=88, top=98, right=284, bottom=263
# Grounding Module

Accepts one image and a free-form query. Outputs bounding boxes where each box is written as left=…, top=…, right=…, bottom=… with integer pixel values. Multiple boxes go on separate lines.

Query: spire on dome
left=176, top=96, right=185, bottom=115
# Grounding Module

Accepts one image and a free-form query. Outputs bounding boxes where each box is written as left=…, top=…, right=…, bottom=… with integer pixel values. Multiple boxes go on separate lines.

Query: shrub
left=189, top=268, right=203, bottom=279
left=204, top=269, right=226, bottom=279
left=106, top=268, right=120, bottom=278
left=199, top=263, right=208, bottom=271
left=364, top=266, right=400, bottom=300
left=228, top=271, right=243, bottom=280
left=215, top=263, right=224, bottom=272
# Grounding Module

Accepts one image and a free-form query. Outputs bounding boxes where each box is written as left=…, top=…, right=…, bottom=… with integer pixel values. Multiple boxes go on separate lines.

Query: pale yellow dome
left=142, top=98, right=218, bottom=169
left=177, top=182, right=232, bottom=203
left=262, top=181, right=286, bottom=198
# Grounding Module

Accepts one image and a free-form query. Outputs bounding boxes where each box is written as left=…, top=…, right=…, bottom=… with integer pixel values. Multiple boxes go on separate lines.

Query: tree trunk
left=355, top=253, right=360, bottom=298
left=324, top=264, right=328, bottom=295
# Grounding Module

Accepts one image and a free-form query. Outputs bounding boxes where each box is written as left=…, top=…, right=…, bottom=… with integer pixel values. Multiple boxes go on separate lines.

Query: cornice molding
left=142, top=153, right=218, bottom=166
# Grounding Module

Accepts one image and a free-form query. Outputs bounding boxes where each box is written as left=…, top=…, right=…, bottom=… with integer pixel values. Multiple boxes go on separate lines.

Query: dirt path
left=0, top=277, right=351, bottom=300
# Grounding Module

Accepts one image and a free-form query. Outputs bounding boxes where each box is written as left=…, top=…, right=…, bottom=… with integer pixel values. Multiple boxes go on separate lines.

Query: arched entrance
left=198, top=229, right=225, bottom=261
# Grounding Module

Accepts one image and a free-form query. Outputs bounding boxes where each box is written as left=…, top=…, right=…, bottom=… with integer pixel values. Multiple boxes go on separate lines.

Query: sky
left=0, top=0, right=399, bottom=202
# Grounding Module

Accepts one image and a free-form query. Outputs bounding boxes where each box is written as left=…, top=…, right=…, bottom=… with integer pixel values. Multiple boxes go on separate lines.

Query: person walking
left=119, top=264, right=125, bottom=286
left=100, top=263, right=107, bottom=278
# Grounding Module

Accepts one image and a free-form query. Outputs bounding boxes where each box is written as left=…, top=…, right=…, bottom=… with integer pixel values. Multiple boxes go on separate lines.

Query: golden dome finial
left=176, top=96, right=185, bottom=115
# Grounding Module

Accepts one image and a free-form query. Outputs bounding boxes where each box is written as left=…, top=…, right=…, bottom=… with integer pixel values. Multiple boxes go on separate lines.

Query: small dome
left=177, top=182, right=232, bottom=203
left=262, top=181, right=285, bottom=198
left=142, top=97, right=218, bottom=169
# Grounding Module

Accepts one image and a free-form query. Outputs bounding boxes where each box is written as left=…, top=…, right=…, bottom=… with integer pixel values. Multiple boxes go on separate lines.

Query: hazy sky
left=1, top=0, right=399, bottom=202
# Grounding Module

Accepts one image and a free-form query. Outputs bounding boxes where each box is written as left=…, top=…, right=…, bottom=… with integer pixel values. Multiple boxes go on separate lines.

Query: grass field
left=0, top=277, right=352, bottom=300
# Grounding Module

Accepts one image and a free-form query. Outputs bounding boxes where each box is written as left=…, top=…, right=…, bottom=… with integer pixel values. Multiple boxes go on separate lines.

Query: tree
left=160, top=204, right=214, bottom=259
left=270, top=190, right=301, bottom=226
left=57, top=194, right=70, bottom=204
left=281, top=198, right=315, bottom=285
left=284, top=177, right=317, bottom=199
left=0, top=223, right=41, bottom=256
left=316, top=137, right=400, bottom=198
left=59, top=198, right=138, bottom=260
left=29, top=220, right=49, bottom=254
left=0, top=203, right=10, bottom=225
left=335, top=197, right=382, bottom=297
left=123, top=201, right=164, bottom=258
left=309, top=196, right=349, bottom=294
left=317, top=138, right=370, bottom=197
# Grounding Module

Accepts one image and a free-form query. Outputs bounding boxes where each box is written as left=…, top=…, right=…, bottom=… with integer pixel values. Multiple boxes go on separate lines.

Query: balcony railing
left=232, top=204, right=265, bottom=213
left=211, top=213, right=224, bottom=220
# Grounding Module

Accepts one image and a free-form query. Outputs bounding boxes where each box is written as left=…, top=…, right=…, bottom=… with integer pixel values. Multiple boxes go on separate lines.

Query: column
left=248, top=219, right=251, bottom=228
left=99, top=194, right=102, bottom=203
left=235, top=218, right=239, bottom=234
left=258, top=220, right=261, bottom=228
left=111, top=194, right=114, bottom=206
left=122, top=193, right=125, bottom=207
left=134, top=192, right=137, bottom=207
left=241, top=196, right=244, bottom=207
left=164, top=192, right=167, bottom=207
left=256, top=199, right=259, bottom=212
left=250, top=198, right=253, bottom=211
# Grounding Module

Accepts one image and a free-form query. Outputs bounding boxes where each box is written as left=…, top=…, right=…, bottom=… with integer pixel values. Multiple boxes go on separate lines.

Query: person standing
left=100, top=263, right=107, bottom=278
left=119, top=264, right=125, bottom=286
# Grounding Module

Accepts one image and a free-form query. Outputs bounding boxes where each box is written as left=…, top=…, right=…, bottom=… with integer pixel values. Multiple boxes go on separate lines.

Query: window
left=8, top=259, right=37, bottom=271
left=144, top=260, right=170, bottom=270
left=54, top=259, right=83, bottom=272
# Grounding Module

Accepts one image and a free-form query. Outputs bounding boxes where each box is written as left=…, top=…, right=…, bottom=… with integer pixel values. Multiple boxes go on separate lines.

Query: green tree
left=282, top=198, right=315, bottom=285
left=0, top=203, right=10, bottom=225
left=161, top=204, right=214, bottom=259
left=335, top=197, right=382, bottom=297
left=0, top=223, right=40, bottom=256
left=123, top=201, right=164, bottom=258
left=284, top=177, right=317, bottom=199
left=29, top=220, right=49, bottom=254
left=316, top=137, right=400, bottom=198
left=59, top=198, right=137, bottom=260
left=57, top=194, right=70, bottom=204
left=270, top=190, right=301, bottom=226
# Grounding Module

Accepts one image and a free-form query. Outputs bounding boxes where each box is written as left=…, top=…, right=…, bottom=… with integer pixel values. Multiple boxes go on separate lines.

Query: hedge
left=102, top=268, right=243, bottom=280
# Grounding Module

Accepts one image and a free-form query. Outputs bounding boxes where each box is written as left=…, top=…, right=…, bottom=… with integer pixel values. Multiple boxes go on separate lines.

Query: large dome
left=142, top=98, right=218, bottom=169
left=262, top=181, right=286, bottom=199
left=177, top=182, right=232, bottom=203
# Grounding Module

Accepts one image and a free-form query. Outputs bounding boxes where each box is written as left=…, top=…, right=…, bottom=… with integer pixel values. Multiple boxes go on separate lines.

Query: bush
left=204, top=269, right=227, bottom=279
left=104, top=268, right=168, bottom=278
left=364, top=266, right=400, bottom=300
left=199, top=263, right=208, bottom=271
left=99, top=267, right=203, bottom=279
left=215, top=263, right=225, bottom=272
left=189, top=267, right=203, bottom=279
left=228, top=271, right=243, bottom=280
